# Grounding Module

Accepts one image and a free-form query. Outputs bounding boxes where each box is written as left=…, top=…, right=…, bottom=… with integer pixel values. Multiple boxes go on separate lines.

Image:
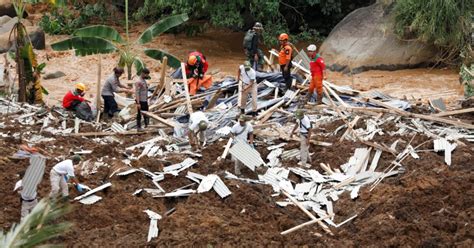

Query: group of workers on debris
left=15, top=22, right=325, bottom=220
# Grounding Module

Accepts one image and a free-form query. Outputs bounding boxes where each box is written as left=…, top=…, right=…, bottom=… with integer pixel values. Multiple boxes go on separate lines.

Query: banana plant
left=51, top=0, right=188, bottom=79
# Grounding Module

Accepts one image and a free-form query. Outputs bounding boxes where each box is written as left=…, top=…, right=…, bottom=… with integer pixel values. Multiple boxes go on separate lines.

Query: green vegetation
left=39, top=1, right=110, bottom=35
left=0, top=199, right=71, bottom=247
left=132, top=0, right=371, bottom=45
left=51, top=0, right=188, bottom=79
left=393, top=0, right=473, bottom=62
left=461, top=64, right=474, bottom=97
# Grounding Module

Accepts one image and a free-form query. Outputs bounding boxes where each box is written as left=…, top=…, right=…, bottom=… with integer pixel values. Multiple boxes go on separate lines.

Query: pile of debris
left=1, top=51, right=473, bottom=244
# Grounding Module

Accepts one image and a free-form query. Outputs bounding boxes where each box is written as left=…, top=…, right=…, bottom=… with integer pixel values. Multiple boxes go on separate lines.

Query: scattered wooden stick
left=432, top=107, right=474, bottom=117
left=281, top=215, right=332, bottom=235
left=281, top=190, right=333, bottom=236
left=141, top=111, right=177, bottom=128
left=180, top=63, right=193, bottom=114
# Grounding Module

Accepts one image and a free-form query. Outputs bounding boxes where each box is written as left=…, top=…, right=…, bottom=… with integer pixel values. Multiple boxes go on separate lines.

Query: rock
left=44, top=71, right=66, bottom=80
left=0, top=25, right=45, bottom=53
left=0, top=0, right=15, bottom=17
left=320, top=2, right=438, bottom=73
left=0, top=15, right=11, bottom=26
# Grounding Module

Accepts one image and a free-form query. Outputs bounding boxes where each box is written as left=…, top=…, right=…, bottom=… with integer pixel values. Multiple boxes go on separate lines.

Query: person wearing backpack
left=231, top=114, right=254, bottom=175
left=243, top=22, right=264, bottom=71
left=278, top=33, right=293, bottom=90
left=290, top=109, right=313, bottom=168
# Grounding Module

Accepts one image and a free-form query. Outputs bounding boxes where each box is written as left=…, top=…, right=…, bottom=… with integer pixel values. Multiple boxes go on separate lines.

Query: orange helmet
left=279, top=33, right=289, bottom=41
left=188, top=55, right=198, bottom=66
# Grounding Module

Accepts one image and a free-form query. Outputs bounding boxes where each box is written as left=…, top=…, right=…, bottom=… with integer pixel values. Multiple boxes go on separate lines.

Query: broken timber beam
left=180, top=62, right=194, bottom=114
left=339, top=116, right=360, bottom=142
left=365, top=98, right=474, bottom=129
left=281, top=190, right=333, bottom=236
left=432, top=107, right=474, bottom=117
left=152, top=56, right=168, bottom=99
left=257, top=99, right=285, bottom=121
left=141, top=111, right=177, bottom=128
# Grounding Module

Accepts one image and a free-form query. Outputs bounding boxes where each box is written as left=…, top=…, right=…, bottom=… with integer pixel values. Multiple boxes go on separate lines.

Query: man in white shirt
left=231, top=114, right=254, bottom=175
left=237, top=61, right=258, bottom=116
left=13, top=170, right=36, bottom=220
left=291, top=109, right=313, bottom=168
left=188, top=111, right=209, bottom=151
left=49, top=155, right=82, bottom=199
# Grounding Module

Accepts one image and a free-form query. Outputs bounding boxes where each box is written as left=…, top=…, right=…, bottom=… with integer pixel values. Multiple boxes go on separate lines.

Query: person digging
left=290, top=109, right=313, bottom=168
left=49, top=155, right=85, bottom=201
left=187, top=111, right=209, bottom=151
left=231, top=114, right=254, bottom=176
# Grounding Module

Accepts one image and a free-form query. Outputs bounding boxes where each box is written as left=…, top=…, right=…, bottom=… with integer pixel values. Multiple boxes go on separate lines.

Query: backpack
left=243, top=30, right=256, bottom=50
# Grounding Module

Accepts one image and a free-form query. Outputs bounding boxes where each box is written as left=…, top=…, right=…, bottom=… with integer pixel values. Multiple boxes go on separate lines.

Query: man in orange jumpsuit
left=185, top=51, right=213, bottom=95
left=278, top=33, right=293, bottom=90
left=307, top=44, right=326, bottom=105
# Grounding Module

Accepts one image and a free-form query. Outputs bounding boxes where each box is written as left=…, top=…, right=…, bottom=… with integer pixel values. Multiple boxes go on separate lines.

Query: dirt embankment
left=0, top=114, right=473, bottom=246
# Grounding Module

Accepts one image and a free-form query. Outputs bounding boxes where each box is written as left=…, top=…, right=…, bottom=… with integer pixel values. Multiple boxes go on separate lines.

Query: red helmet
left=279, top=33, right=289, bottom=41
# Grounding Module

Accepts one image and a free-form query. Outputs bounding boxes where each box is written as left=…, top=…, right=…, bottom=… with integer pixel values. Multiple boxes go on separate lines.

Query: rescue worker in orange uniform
left=185, top=51, right=213, bottom=95
left=278, top=33, right=293, bottom=90
left=307, top=44, right=326, bottom=105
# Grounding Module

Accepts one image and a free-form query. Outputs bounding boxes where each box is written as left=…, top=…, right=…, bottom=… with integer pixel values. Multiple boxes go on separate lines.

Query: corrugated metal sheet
left=111, top=122, right=126, bottom=133
left=281, top=149, right=299, bottom=160
left=229, top=140, right=264, bottom=171
left=22, top=154, right=46, bottom=200
left=213, top=176, right=231, bottom=198
left=74, top=182, right=112, bottom=201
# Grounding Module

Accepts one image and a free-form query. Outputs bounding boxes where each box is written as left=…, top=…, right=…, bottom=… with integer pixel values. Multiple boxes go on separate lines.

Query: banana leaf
left=144, top=49, right=181, bottom=69
left=138, top=14, right=189, bottom=45
left=134, top=57, right=145, bottom=75
left=74, top=25, right=124, bottom=43
left=51, top=37, right=117, bottom=56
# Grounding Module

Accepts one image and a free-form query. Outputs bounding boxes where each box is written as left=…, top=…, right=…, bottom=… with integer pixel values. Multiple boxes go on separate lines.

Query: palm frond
left=51, top=37, right=118, bottom=56
left=0, top=199, right=71, bottom=248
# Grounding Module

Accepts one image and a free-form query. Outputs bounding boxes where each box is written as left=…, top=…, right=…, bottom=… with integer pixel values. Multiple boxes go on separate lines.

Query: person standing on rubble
left=101, top=67, right=133, bottom=119
left=135, top=68, right=150, bottom=131
left=49, top=155, right=84, bottom=200
left=243, top=22, right=264, bottom=71
left=187, top=111, right=209, bottom=151
left=237, top=61, right=258, bottom=116
left=231, top=114, right=254, bottom=175
left=307, top=44, right=326, bottom=105
left=62, top=83, right=87, bottom=111
left=278, top=33, right=293, bottom=90
left=290, top=109, right=312, bottom=168
left=185, top=51, right=212, bottom=95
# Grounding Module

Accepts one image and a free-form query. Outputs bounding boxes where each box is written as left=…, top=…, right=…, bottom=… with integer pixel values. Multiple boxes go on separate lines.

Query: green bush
left=393, top=0, right=473, bottom=62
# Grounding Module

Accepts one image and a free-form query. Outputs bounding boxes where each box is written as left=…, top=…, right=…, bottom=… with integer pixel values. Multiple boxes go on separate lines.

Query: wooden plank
left=141, top=111, right=177, bottom=128
left=220, top=138, right=233, bottom=160
left=152, top=56, right=167, bottom=98
left=281, top=190, right=333, bottom=236
left=366, top=98, right=474, bottom=129
left=257, top=99, right=285, bottom=121
left=432, top=107, right=474, bottom=117
left=323, top=81, right=348, bottom=107
left=207, top=88, right=222, bottom=110
left=285, top=89, right=301, bottom=106
left=180, top=62, right=193, bottom=114
left=339, top=116, right=360, bottom=142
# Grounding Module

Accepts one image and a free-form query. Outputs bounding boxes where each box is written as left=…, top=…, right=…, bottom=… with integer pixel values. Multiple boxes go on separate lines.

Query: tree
left=51, top=0, right=188, bottom=79
left=0, top=199, right=71, bottom=247
left=393, top=0, right=473, bottom=63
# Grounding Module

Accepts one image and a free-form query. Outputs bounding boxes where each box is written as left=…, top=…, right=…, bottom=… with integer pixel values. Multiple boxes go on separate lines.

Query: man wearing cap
left=101, top=67, right=132, bottom=119
left=290, top=109, right=312, bottom=168
left=237, top=61, right=258, bottom=116
left=188, top=111, right=209, bottom=151
left=135, top=68, right=150, bottom=131
left=278, top=33, right=293, bottom=90
left=231, top=114, right=254, bottom=175
left=185, top=51, right=212, bottom=95
left=307, top=44, right=326, bottom=105
left=49, top=155, right=83, bottom=199
left=243, top=22, right=264, bottom=70
left=62, top=83, right=87, bottom=111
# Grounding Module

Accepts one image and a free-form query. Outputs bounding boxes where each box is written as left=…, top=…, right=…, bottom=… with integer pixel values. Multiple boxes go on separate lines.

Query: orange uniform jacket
left=278, top=44, right=292, bottom=65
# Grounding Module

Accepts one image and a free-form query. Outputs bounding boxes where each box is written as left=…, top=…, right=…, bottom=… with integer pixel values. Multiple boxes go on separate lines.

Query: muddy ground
left=0, top=113, right=473, bottom=247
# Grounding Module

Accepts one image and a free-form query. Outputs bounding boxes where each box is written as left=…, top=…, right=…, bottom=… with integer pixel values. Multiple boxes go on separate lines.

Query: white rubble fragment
left=79, top=195, right=102, bottom=205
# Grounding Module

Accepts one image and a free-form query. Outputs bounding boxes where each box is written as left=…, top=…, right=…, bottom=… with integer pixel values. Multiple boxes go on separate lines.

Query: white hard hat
left=307, top=44, right=317, bottom=52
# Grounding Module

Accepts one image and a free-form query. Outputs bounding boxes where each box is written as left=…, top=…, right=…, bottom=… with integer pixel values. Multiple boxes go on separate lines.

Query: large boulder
left=320, top=2, right=438, bottom=73
left=0, top=25, right=45, bottom=53
left=0, top=0, right=15, bottom=17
